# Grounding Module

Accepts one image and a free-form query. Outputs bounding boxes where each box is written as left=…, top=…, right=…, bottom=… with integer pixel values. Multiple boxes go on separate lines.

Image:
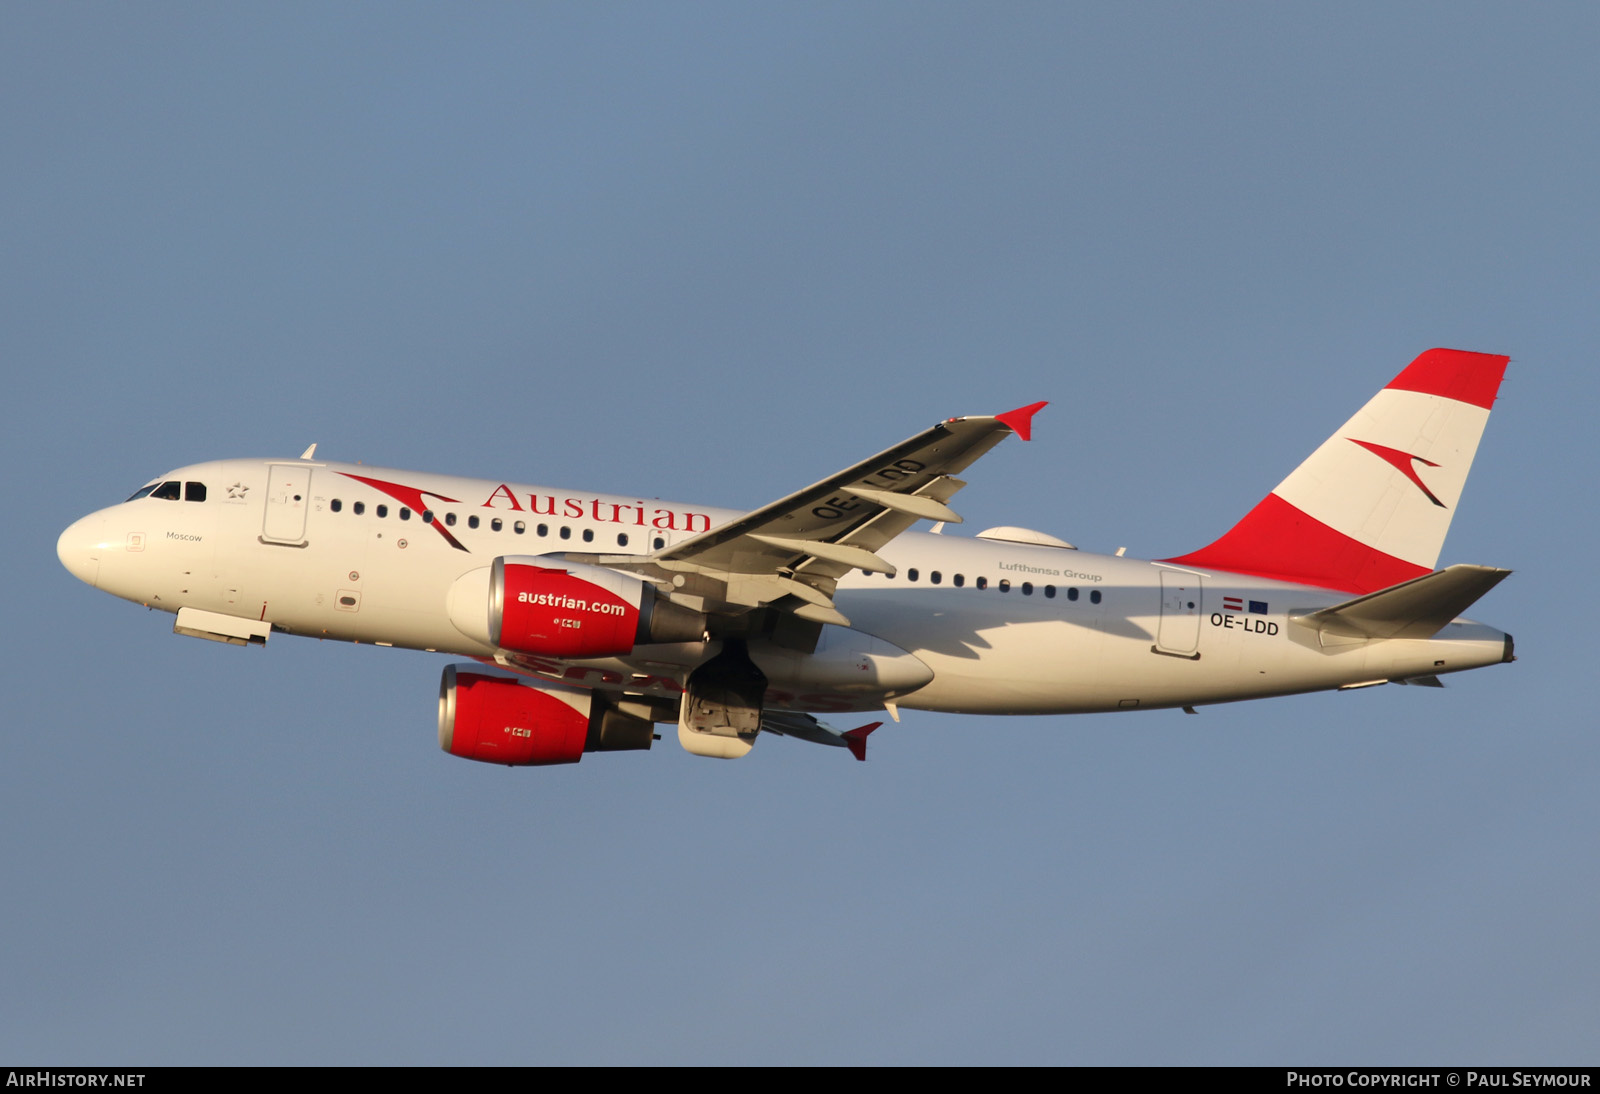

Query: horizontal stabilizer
left=1291, top=564, right=1511, bottom=642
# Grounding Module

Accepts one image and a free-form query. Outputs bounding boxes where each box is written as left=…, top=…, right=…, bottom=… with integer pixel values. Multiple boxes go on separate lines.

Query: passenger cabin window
left=376, top=504, right=388, bottom=518
left=330, top=499, right=342, bottom=513
left=400, top=508, right=411, bottom=521
left=353, top=501, right=365, bottom=516
left=468, top=515, right=480, bottom=529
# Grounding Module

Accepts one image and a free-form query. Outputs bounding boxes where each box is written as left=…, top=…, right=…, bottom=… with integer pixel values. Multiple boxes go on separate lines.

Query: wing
left=581, top=402, right=1046, bottom=627
left=760, top=710, right=882, bottom=761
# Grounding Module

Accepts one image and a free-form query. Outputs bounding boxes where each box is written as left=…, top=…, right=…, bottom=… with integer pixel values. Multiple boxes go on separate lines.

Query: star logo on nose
left=227, top=482, right=249, bottom=500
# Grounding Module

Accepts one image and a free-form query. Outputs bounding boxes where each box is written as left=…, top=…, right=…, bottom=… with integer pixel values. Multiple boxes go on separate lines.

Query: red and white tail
left=1166, top=348, right=1510, bottom=594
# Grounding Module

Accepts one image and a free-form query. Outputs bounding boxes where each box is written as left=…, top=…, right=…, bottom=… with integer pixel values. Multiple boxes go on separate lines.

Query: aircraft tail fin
left=1289, top=563, right=1511, bottom=643
left=1166, top=348, right=1510, bottom=593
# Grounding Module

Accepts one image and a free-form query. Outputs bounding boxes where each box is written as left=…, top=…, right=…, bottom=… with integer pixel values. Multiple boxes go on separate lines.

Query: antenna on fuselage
left=299, top=443, right=318, bottom=460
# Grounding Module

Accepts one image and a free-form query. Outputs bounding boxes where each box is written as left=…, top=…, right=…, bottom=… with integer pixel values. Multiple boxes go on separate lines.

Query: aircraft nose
left=57, top=513, right=107, bottom=588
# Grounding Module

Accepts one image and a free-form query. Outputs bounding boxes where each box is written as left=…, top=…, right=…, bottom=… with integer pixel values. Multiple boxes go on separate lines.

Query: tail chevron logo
left=1347, top=438, right=1446, bottom=508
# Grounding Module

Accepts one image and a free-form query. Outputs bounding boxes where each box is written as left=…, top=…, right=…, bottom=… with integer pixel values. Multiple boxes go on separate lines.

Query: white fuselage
left=58, top=456, right=1512, bottom=718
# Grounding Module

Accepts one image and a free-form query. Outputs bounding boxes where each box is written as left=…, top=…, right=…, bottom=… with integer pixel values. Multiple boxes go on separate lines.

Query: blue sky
left=4, top=3, right=1595, bottom=1064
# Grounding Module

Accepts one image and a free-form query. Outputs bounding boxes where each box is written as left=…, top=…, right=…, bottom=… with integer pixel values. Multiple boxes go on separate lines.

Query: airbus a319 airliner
left=58, top=348, right=1514, bottom=766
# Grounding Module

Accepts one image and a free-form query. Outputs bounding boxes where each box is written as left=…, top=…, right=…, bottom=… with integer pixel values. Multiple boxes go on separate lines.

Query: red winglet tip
left=842, top=722, right=882, bottom=762
left=995, top=401, right=1049, bottom=441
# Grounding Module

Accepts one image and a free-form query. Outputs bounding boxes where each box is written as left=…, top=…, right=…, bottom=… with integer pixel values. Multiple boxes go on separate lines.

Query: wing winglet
left=842, top=722, right=882, bottom=762
left=995, top=401, right=1048, bottom=441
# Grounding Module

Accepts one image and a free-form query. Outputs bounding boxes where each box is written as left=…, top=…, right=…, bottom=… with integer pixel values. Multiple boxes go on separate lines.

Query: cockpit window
left=126, top=478, right=199, bottom=502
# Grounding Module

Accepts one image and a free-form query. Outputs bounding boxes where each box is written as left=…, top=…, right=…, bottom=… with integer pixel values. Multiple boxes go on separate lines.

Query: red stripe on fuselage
left=1384, top=348, right=1509, bottom=410
left=1164, top=493, right=1428, bottom=594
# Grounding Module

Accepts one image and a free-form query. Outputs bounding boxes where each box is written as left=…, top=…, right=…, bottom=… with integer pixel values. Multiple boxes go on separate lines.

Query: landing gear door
left=1156, top=569, right=1202, bottom=656
left=262, top=464, right=312, bottom=546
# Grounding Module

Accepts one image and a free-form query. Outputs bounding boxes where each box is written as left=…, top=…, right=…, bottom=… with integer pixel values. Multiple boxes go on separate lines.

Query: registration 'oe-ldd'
left=58, top=349, right=1515, bottom=766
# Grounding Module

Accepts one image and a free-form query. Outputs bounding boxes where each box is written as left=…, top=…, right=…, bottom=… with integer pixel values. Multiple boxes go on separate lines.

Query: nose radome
left=57, top=514, right=106, bottom=588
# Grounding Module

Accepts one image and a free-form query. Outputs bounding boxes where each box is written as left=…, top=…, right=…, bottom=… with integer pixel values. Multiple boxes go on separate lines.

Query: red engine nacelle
left=488, top=556, right=702, bottom=658
left=438, top=666, right=657, bottom=766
